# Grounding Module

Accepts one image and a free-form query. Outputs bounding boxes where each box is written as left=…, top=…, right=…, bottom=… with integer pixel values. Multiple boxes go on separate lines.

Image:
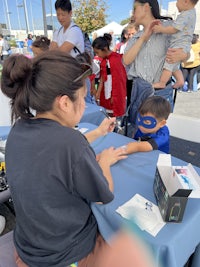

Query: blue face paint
left=137, top=114, right=157, bottom=129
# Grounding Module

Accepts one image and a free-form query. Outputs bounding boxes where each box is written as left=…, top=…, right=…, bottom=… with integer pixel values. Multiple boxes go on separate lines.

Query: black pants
left=182, top=65, right=200, bottom=90
left=126, top=79, right=133, bottom=108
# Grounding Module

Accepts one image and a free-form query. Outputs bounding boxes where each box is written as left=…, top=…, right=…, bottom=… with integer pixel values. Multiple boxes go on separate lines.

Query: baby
left=153, top=0, right=198, bottom=89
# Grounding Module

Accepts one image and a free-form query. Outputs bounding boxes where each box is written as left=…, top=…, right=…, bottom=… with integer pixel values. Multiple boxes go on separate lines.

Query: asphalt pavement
left=170, top=89, right=200, bottom=167
left=173, top=89, right=200, bottom=118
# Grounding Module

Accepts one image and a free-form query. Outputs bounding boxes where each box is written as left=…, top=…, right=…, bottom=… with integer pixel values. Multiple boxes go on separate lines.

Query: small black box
left=154, top=167, right=191, bottom=222
left=153, top=154, right=196, bottom=223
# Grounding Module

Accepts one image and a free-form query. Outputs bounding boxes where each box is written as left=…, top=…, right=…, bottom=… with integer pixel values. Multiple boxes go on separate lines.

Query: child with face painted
left=124, top=96, right=171, bottom=154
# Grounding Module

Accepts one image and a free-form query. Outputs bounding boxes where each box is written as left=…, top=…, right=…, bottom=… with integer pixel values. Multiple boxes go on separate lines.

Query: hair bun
left=1, top=54, right=32, bottom=100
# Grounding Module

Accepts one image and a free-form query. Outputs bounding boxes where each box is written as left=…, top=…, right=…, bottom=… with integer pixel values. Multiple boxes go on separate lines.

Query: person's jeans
left=182, top=66, right=200, bottom=91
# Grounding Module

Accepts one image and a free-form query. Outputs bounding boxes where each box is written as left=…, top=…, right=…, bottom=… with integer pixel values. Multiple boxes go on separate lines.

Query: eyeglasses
left=73, top=63, right=93, bottom=83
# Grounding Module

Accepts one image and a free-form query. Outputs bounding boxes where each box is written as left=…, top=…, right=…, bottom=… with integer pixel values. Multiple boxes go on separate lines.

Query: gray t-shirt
left=6, top=118, right=113, bottom=267
left=163, top=9, right=196, bottom=72
left=171, top=8, right=196, bottom=53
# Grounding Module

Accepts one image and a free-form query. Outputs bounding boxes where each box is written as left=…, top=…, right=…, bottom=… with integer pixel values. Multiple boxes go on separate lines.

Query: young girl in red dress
left=92, top=34, right=127, bottom=117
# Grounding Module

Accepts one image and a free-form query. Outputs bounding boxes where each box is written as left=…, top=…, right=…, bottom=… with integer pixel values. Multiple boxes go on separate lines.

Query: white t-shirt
left=0, top=39, right=9, bottom=55
left=53, top=21, right=84, bottom=58
left=119, top=42, right=127, bottom=54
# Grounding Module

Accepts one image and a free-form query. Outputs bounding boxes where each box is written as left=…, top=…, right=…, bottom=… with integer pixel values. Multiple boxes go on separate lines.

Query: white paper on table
left=116, top=194, right=166, bottom=237
left=78, top=128, right=89, bottom=134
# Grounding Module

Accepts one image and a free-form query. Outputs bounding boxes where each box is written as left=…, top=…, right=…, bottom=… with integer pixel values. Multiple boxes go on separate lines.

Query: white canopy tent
left=93, top=21, right=124, bottom=37
left=0, top=91, right=11, bottom=126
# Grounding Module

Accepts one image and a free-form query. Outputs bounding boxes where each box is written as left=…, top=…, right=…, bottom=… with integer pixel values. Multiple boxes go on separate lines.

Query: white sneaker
left=0, top=215, right=6, bottom=234
left=197, top=83, right=200, bottom=90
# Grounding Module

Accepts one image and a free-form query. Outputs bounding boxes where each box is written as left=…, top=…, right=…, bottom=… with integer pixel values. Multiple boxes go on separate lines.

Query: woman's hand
left=97, top=147, right=127, bottom=192
left=143, top=20, right=160, bottom=41
left=98, top=117, right=116, bottom=135
left=123, top=20, right=159, bottom=65
left=84, top=117, right=116, bottom=144
left=98, top=147, right=127, bottom=167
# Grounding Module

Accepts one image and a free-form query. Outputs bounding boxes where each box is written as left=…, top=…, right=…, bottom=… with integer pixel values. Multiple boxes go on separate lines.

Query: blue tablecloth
left=80, top=103, right=105, bottom=126
left=0, top=126, right=11, bottom=141
left=0, top=104, right=104, bottom=141
left=78, top=122, right=200, bottom=267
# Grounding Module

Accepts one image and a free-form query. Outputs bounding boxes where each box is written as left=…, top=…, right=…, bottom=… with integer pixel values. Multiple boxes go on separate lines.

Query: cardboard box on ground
left=154, top=154, right=200, bottom=222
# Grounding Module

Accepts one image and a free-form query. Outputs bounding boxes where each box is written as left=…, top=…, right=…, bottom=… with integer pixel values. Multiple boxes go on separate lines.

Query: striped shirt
left=125, top=20, right=172, bottom=84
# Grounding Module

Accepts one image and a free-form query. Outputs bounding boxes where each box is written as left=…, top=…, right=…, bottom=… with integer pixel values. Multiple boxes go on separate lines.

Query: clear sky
left=106, top=0, right=133, bottom=23
left=0, top=0, right=171, bottom=32
left=107, top=0, right=170, bottom=23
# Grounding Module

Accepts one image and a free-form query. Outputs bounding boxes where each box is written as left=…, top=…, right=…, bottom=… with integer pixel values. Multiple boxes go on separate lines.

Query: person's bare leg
left=95, top=230, right=156, bottom=267
left=153, top=69, right=172, bottom=89
left=172, top=69, right=184, bottom=89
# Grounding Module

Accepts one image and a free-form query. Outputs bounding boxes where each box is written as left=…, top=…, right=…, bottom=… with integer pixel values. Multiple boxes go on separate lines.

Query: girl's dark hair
left=1, top=51, right=84, bottom=123
left=55, top=0, right=72, bottom=12
left=121, top=28, right=128, bottom=43
left=135, top=0, right=172, bottom=20
left=92, top=33, right=112, bottom=50
left=139, top=96, right=171, bottom=120
left=32, top=36, right=50, bottom=51
left=27, top=34, right=32, bottom=39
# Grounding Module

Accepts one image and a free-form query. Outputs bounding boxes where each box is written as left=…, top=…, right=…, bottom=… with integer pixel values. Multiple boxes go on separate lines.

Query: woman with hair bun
left=1, top=51, right=127, bottom=267
left=122, top=0, right=189, bottom=133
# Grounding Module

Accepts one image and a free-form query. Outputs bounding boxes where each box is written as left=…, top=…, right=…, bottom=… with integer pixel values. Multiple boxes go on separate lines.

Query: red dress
left=100, top=52, right=127, bottom=117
